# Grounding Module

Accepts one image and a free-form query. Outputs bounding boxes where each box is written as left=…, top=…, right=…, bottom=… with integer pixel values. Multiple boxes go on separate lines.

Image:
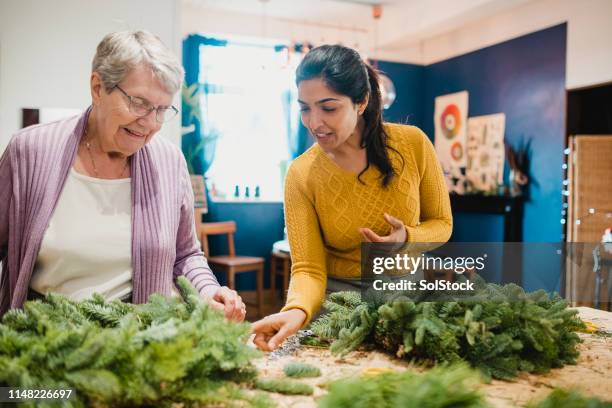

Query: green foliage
left=255, top=378, right=314, bottom=395
left=319, top=363, right=488, bottom=408
left=310, top=291, right=364, bottom=341
left=299, top=335, right=330, bottom=348
left=528, top=388, right=612, bottom=408
left=182, top=83, right=203, bottom=125
left=0, top=277, right=262, bottom=407
left=283, top=362, right=321, bottom=378
left=310, top=277, right=585, bottom=381
left=181, top=83, right=220, bottom=175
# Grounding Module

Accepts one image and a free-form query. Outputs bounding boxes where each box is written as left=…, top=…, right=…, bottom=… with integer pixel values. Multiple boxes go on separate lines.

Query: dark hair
left=295, top=44, right=397, bottom=186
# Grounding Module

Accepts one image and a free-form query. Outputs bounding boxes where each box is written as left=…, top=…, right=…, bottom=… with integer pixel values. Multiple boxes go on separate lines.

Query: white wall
left=3, top=0, right=608, bottom=154
left=182, top=0, right=612, bottom=90
left=0, top=0, right=182, bottom=153
left=181, top=3, right=424, bottom=65
left=420, top=0, right=612, bottom=89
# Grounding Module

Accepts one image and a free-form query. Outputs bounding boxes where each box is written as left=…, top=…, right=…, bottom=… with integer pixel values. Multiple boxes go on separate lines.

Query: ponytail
left=358, top=64, right=397, bottom=187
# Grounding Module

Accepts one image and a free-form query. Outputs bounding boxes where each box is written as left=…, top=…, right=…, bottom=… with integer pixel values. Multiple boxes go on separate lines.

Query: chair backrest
left=198, top=221, right=237, bottom=257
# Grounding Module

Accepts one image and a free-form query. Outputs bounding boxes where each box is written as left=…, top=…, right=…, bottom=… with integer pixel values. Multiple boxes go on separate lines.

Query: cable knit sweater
left=281, top=123, right=453, bottom=323
left=0, top=108, right=220, bottom=316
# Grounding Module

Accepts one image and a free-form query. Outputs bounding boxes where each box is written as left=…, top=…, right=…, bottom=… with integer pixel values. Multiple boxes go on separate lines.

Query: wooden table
left=254, top=307, right=612, bottom=407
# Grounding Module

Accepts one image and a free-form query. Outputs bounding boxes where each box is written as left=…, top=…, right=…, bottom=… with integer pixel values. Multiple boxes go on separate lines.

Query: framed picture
left=22, top=107, right=81, bottom=128
left=190, top=174, right=208, bottom=213
left=434, top=91, right=469, bottom=194
left=466, top=113, right=506, bottom=193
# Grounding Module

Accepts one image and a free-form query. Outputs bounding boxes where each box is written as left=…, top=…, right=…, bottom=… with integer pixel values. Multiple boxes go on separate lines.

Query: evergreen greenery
left=528, top=389, right=612, bottom=408
left=255, top=378, right=314, bottom=396
left=318, top=363, right=488, bottom=408
left=0, top=277, right=263, bottom=407
left=310, top=277, right=585, bottom=380
left=283, top=362, right=321, bottom=378
left=299, top=335, right=330, bottom=348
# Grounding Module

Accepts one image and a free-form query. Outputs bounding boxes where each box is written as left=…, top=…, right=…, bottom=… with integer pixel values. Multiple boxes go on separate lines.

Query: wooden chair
left=198, top=221, right=265, bottom=318
left=270, top=250, right=291, bottom=303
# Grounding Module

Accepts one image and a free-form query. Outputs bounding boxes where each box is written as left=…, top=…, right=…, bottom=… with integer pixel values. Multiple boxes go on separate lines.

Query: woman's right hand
left=251, top=309, right=307, bottom=351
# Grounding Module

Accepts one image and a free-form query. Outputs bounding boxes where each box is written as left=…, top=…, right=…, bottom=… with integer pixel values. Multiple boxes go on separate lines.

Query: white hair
left=92, top=30, right=184, bottom=94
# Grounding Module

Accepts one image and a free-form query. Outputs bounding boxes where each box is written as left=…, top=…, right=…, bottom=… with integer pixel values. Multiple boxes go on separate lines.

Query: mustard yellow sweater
left=281, top=124, right=453, bottom=323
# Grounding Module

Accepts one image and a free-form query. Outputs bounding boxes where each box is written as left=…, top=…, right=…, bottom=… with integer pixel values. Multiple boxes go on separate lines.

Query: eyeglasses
left=114, top=85, right=178, bottom=123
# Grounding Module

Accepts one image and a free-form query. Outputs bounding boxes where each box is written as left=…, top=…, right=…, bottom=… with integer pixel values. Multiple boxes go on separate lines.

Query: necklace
left=83, top=128, right=129, bottom=178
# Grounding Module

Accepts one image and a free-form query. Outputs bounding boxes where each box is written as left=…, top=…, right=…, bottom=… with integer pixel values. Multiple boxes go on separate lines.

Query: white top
left=30, top=168, right=133, bottom=301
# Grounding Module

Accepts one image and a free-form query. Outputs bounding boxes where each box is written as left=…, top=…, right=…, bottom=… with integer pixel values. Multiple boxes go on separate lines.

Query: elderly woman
left=0, top=30, right=245, bottom=321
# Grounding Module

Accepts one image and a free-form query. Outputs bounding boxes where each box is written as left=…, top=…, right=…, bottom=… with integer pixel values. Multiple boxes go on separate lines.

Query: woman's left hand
left=359, top=213, right=407, bottom=243
left=208, top=286, right=246, bottom=322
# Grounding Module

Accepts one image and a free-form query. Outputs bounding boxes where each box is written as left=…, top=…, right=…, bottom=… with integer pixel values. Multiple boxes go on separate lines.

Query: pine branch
left=319, top=363, right=488, bottom=408
left=0, top=277, right=262, bottom=407
left=309, top=277, right=586, bottom=380
left=527, top=388, right=612, bottom=408
left=283, top=362, right=321, bottom=378
left=255, top=378, right=313, bottom=395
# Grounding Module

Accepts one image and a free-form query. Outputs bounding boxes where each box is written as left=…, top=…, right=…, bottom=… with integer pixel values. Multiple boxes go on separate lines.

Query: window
left=199, top=39, right=301, bottom=202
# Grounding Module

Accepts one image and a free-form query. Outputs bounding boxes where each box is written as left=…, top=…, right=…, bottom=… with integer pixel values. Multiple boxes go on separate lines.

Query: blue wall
left=420, top=24, right=567, bottom=291
left=376, top=60, right=425, bottom=128
left=422, top=24, right=567, bottom=245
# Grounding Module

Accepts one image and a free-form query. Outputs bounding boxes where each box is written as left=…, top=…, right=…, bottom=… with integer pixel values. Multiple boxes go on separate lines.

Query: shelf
left=450, top=194, right=524, bottom=214
left=450, top=194, right=525, bottom=243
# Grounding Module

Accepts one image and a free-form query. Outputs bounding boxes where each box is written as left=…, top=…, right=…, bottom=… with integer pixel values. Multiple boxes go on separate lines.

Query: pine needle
left=0, top=277, right=261, bottom=407
left=255, top=378, right=314, bottom=395
left=309, top=275, right=586, bottom=381
left=527, top=388, right=612, bottom=408
left=283, top=362, right=321, bottom=378
left=319, top=363, right=488, bottom=408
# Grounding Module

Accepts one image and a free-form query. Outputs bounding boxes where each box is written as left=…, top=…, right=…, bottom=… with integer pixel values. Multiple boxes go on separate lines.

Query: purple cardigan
left=0, top=108, right=220, bottom=315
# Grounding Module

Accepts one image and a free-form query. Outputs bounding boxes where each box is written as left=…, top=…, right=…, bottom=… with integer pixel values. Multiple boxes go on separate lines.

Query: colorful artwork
left=434, top=91, right=469, bottom=194
left=441, top=104, right=462, bottom=139
left=190, top=174, right=208, bottom=212
left=450, top=141, right=463, bottom=161
left=466, top=113, right=506, bottom=193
